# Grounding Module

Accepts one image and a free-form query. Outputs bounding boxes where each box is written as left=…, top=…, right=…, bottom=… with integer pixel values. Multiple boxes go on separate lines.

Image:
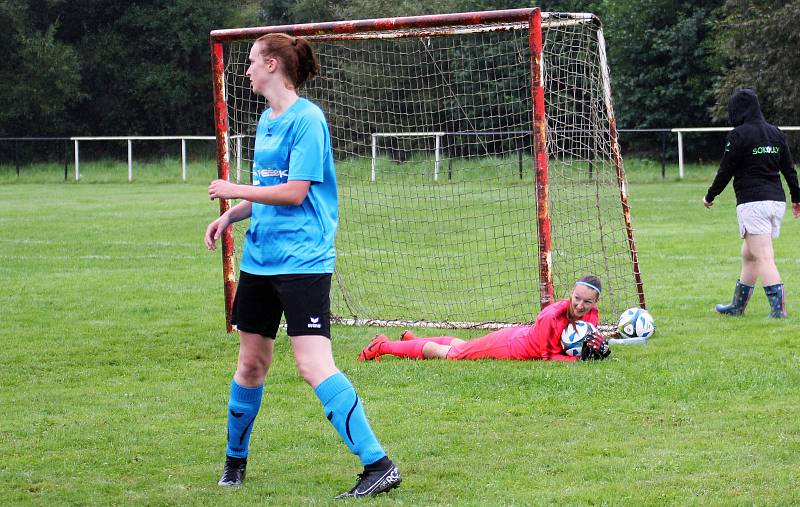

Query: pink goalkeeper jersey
left=447, top=299, right=599, bottom=361
left=512, top=299, right=599, bottom=360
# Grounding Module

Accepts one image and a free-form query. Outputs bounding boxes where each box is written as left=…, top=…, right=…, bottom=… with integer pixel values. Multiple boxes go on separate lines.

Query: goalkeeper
left=358, top=275, right=610, bottom=362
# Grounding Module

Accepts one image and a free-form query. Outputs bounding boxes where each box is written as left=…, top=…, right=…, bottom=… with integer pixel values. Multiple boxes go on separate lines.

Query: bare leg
left=422, top=338, right=465, bottom=359
left=401, top=331, right=458, bottom=344
left=743, top=233, right=781, bottom=286
left=297, top=335, right=391, bottom=470
left=222, top=331, right=274, bottom=475
left=739, top=238, right=757, bottom=286
left=289, top=335, right=339, bottom=388
left=234, top=331, right=275, bottom=387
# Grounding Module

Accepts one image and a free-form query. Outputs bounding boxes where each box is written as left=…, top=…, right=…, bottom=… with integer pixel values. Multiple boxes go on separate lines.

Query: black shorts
left=232, top=271, right=332, bottom=338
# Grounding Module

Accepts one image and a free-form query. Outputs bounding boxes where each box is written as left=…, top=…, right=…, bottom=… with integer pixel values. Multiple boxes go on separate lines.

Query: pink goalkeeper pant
left=380, top=328, right=520, bottom=360
left=378, top=337, right=456, bottom=359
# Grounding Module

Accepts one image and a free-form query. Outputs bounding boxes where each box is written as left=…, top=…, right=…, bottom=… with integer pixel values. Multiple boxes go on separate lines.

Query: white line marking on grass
left=0, top=255, right=199, bottom=260
left=645, top=253, right=800, bottom=265
left=0, top=239, right=194, bottom=248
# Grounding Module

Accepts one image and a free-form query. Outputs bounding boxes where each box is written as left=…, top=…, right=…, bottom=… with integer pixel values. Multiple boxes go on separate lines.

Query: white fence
left=371, top=132, right=445, bottom=181
left=62, top=129, right=800, bottom=182
left=71, top=136, right=215, bottom=181
left=672, top=127, right=800, bottom=178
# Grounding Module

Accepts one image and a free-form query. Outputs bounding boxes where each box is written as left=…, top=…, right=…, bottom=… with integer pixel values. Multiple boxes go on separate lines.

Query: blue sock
left=314, top=372, right=386, bottom=466
left=225, top=379, right=263, bottom=459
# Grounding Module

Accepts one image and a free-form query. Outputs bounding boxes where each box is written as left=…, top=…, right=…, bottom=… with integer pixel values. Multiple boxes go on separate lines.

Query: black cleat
left=218, top=456, right=247, bottom=487
left=335, top=464, right=401, bottom=499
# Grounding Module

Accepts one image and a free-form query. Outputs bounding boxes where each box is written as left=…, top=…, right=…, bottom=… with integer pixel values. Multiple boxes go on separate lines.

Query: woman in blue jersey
left=204, top=33, right=400, bottom=499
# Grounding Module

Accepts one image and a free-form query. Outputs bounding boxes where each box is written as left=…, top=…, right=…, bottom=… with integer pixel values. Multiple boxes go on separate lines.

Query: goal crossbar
left=210, top=10, right=597, bottom=41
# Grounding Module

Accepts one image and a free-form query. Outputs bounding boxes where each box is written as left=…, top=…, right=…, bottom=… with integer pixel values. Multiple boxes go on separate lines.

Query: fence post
left=434, top=133, right=441, bottom=181
left=677, top=131, right=684, bottom=179
left=371, top=134, right=377, bottom=182
left=236, top=137, right=242, bottom=183
left=127, top=139, right=133, bottom=182
left=181, top=138, right=187, bottom=181
left=74, top=140, right=80, bottom=181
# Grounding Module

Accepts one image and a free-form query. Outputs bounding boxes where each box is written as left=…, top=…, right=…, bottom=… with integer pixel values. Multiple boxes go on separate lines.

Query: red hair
left=255, top=33, right=319, bottom=89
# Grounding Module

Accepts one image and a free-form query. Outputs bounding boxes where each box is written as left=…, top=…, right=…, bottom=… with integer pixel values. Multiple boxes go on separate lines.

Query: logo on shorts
left=307, top=316, right=322, bottom=329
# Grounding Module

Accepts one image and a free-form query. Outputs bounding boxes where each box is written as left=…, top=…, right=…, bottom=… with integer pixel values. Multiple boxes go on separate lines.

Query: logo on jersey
left=752, top=145, right=780, bottom=155
left=254, top=168, right=289, bottom=178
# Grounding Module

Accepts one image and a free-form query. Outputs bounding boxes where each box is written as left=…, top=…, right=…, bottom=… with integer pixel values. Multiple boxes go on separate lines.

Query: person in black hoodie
left=704, top=88, right=800, bottom=318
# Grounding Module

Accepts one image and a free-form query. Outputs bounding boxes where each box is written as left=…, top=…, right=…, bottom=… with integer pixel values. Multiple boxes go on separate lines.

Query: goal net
left=210, top=8, right=645, bottom=331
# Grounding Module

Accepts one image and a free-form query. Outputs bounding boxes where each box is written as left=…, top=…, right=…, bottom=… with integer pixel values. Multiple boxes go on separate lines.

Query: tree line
left=1, top=0, right=797, bottom=158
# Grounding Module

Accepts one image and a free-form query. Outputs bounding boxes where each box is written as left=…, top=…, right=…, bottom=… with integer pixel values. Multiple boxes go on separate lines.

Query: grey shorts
left=736, top=200, right=786, bottom=239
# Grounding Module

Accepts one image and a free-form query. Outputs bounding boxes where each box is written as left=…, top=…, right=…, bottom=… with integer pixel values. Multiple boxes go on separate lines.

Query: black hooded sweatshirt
left=705, top=88, right=799, bottom=205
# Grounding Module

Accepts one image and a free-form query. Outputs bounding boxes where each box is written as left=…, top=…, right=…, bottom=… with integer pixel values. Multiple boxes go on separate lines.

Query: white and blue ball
left=617, top=307, right=655, bottom=339
left=561, top=320, right=597, bottom=357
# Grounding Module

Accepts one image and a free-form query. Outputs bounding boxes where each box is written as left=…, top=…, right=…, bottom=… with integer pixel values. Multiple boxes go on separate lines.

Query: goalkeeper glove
left=580, top=332, right=611, bottom=361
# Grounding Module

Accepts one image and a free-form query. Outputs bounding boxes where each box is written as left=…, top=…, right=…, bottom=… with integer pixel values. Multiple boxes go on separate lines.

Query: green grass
left=0, top=158, right=220, bottom=184
left=1, top=159, right=800, bottom=505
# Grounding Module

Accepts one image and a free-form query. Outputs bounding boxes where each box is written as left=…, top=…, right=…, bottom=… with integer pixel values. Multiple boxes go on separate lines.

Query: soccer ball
left=617, top=307, right=655, bottom=339
left=561, top=320, right=597, bottom=357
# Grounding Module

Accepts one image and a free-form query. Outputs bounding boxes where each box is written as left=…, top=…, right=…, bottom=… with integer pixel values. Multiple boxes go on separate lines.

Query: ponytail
left=293, top=37, right=319, bottom=87
left=255, top=33, right=319, bottom=89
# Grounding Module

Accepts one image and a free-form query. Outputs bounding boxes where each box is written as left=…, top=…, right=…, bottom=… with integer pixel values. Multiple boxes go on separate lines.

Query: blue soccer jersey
left=240, top=98, right=338, bottom=275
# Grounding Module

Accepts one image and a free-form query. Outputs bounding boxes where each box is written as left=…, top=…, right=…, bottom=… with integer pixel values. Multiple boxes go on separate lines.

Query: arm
left=225, top=200, right=253, bottom=223
left=208, top=179, right=311, bottom=206
left=204, top=200, right=252, bottom=251
left=705, top=132, right=740, bottom=205
left=778, top=139, right=800, bottom=217
left=207, top=111, right=325, bottom=206
left=547, top=353, right=579, bottom=362
left=527, top=302, right=577, bottom=361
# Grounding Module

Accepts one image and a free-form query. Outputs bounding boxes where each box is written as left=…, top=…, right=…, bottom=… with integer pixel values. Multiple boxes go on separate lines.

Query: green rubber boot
left=715, top=280, right=754, bottom=316
left=764, top=283, right=787, bottom=318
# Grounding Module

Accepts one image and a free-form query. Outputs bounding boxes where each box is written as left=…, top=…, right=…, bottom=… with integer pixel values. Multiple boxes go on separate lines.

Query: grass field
left=1, top=159, right=799, bottom=505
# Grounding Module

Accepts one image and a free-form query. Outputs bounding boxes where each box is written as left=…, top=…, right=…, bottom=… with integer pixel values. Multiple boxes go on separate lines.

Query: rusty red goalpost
left=210, top=8, right=645, bottom=332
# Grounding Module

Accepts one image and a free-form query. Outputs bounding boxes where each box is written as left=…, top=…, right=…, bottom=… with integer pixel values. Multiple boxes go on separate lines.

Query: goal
left=210, top=8, right=645, bottom=331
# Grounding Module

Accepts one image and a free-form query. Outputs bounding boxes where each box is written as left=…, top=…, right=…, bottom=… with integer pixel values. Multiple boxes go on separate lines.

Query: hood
left=727, top=88, right=765, bottom=127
